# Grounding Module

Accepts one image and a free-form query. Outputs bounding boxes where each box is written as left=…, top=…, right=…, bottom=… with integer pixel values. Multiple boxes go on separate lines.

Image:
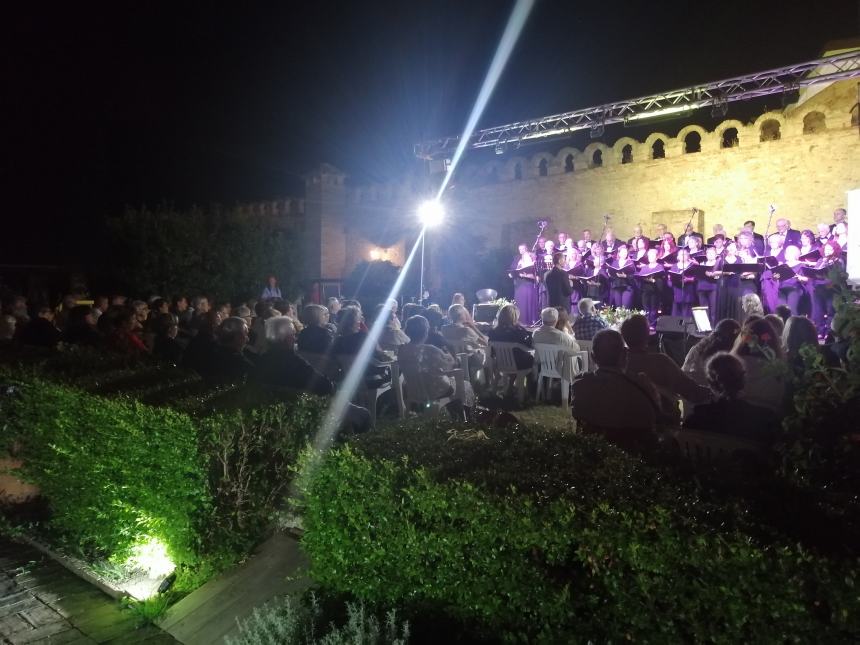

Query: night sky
left=4, top=1, right=858, bottom=261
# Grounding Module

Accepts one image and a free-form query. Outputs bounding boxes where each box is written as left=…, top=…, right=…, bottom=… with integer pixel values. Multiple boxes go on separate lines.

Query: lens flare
left=436, top=0, right=536, bottom=199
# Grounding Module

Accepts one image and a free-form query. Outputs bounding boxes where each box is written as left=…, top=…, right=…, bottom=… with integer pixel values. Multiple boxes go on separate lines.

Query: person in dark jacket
left=63, top=305, right=102, bottom=347
left=683, top=352, right=780, bottom=443
left=544, top=252, right=573, bottom=312
left=20, top=307, right=62, bottom=348
left=204, top=317, right=254, bottom=386
left=152, top=313, right=184, bottom=365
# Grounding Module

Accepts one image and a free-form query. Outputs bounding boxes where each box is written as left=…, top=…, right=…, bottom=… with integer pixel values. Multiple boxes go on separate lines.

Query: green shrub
left=227, top=593, right=410, bottom=645
left=0, top=379, right=208, bottom=567
left=300, top=422, right=860, bottom=643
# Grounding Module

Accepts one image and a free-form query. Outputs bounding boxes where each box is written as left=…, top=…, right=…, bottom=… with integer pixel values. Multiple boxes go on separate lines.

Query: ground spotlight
left=417, top=200, right=445, bottom=228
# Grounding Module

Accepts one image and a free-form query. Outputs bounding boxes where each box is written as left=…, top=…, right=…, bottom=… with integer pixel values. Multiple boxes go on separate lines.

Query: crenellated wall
left=302, top=78, right=859, bottom=280
left=445, top=79, right=859, bottom=250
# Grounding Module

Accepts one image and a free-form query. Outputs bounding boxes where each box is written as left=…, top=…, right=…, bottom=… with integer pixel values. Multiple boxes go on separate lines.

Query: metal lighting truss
left=414, top=51, right=860, bottom=159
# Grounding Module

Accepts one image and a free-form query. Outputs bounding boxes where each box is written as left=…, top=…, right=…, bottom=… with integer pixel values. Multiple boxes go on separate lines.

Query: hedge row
left=300, top=421, right=860, bottom=643
left=0, top=374, right=328, bottom=588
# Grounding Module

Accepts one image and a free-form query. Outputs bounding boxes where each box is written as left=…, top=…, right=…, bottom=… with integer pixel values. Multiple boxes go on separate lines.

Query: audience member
left=0, top=315, right=17, bottom=345
left=681, top=318, right=742, bottom=385
left=555, top=307, right=574, bottom=335
left=375, top=303, right=410, bottom=352
left=398, top=315, right=474, bottom=409
left=683, top=352, right=780, bottom=442
left=783, top=315, right=819, bottom=371
left=20, top=307, right=62, bottom=348
left=487, top=304, right=533, bottom=370
left=573, top=298, right=607, bottom=341
left=152, top=313, right=184, bottom=365
left=297, top=304, right=335, bottom=354
left=764, top=313, right=785, bottom=339
left=731, top=318, right=787, bottom=415
left=571, top=328, right=660, bottom=452
left=107, top=308, right=148, bottom=356
left=63, top=305, right=102, bottom=347
left=533, top=307, right=580, bottom=352
left=774, top=304, right=792, bottom=324
left=621, top=314, right=710, bottom=421
left=206, top=317, right=254, bottom=385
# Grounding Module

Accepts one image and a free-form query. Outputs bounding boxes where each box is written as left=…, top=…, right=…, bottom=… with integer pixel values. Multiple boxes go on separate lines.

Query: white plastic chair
left=399, top=357, right=466, bottom=418
left=297, top=350, right=341, bottom=381
left=534, top=344, right=586, bottom=407
left=488, top=341, right=534, bottom=403
left=576, top=339, right=595, bottom=372
left=444, top=340, right=487, bottom=386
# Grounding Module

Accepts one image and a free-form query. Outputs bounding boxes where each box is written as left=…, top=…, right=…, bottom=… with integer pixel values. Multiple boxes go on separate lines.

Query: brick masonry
left=303, top=78, right=860, bottom=280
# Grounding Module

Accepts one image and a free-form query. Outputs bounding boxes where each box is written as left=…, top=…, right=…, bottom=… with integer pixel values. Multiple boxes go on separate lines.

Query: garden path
left=0, top=537, right=177, bottom=644
left=158, top=531, right=308, bottom=644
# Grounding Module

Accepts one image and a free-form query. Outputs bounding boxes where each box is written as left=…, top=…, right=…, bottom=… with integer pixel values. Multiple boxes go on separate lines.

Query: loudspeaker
left=472, top=304, right=501, bottom=324
left=655, top=315, right=687, bottom=334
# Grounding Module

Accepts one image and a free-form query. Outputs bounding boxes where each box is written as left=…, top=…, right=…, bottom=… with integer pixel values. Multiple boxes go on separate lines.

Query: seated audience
left=533, top=307, right=580, bottom=352
left=327, top=296, right=342, bottom=319
left=573, top=298, right=607, bottom=341
left=571, top=329, right=660, bottom=452
left=683, top=352, right=780, bottom=442
left=421, top=307, right=453, bottom=355
left=206, top=317, right=254, bottom=385
left=398, top=315, right=474, bottom=409
left=63, top=305, right=102, bottom=347
left=441, top=303, right=487, bottom=379
left=333, top=305, right=390, bottom=385
left=555, top=307, right=574, bottom=335
left=764, top=313, right=785, bottom=339
left=621, top=314, right=710, bottom=421
left=183, top=310, right=223, bottom=373
left=731, top=318, right=787, bottom=415
left=375, top=302, right=410, bottom=352
left=783, top=315, right=819, bottom=372
left=20, top=307, right=62, bottom=348
left=681, top=318, right=742, bottom=385
left=774, top=304, right=792, bottom=324
left=297, top=304, right=336, bottom=354
left=107, top=308, right=148, bottom=356
left=740, top=293, right=764, bottom=320
left=0, top=315, right=17, bottom=345
left=152, top=313, right=184, bottom=365
left=487, top=303, right=533, bottom=370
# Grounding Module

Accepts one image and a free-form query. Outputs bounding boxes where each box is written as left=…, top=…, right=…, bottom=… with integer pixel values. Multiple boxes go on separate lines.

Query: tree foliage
left=105, top=204, right=302, bottom=302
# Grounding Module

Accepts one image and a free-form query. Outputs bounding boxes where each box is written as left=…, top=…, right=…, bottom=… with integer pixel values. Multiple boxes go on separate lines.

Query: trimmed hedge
left=1, top=379, right=208, bottom=566
left=300, top=421, right=860, bottom=643
left=0, top=373, right=329, bottom=587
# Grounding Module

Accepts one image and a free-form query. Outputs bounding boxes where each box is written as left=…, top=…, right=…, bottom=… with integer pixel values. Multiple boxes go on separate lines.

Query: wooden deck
left=158, top=532, right=309, bottom=644
left=0, top=537, right=177, bottom=644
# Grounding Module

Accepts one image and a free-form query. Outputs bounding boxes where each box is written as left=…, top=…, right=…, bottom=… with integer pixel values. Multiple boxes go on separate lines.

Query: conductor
left=544, top=252, right=573, bottom=312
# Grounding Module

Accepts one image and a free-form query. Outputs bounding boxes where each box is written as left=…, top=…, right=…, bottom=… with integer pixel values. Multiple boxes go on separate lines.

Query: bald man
left=774, top=218, right=801, bottom=248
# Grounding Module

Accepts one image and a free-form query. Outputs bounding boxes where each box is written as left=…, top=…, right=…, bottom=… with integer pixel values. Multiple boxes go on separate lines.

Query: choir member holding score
left=669, top=248, right=698, bottom=318
left=510, top=243, right=539, bottom=325
left=636, top=247, right=665, bottom=327
left=608, top=244, right=636, bottom=308
left=696, top=245, right=720, bottom=322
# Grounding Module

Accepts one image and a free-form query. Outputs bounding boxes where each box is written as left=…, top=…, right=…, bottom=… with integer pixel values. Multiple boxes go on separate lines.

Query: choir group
left=510, top=208, right=849, bottom=336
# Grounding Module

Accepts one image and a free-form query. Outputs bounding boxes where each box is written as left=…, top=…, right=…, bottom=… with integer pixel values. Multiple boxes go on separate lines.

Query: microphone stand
left=763, top=204, right=776, bottom=239
left=682, top=207, right=697, bottom=247
left=531, top=221, right=547, bottom=254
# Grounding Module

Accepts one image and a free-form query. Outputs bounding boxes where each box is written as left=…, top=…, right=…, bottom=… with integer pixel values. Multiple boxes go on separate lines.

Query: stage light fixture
left=417, top=200, right=445, bottom=228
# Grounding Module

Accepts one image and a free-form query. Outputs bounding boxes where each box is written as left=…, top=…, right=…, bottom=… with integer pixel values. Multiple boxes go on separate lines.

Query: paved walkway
left=159, top=531, right=309, bottom=644
left=0, top=537, right=177, bottom=644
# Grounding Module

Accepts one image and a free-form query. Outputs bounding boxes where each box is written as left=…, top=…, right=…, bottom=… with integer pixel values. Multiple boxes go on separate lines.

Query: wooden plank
left=160, top=532, right=309, bottom=644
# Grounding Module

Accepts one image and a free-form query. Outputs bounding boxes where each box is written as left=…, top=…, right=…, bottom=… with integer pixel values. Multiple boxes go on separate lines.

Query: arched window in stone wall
left=621, top=144, right=633, bottom=164
left=721, top=128, right=739, bottom=148
left=684, top=131, right=701, bottom=153
left=802, top=111, right=826, bottom=134
left=759, top=119, right=781, bottom=142
left=564, top=154, right=574, bottom=172
left=538, top=158, right=548, bottom=176
left=514, top=163, right=523, bottom=180
left=652, top=139, right=665, bottom=159
left=591, top=149, right=603, bottom=168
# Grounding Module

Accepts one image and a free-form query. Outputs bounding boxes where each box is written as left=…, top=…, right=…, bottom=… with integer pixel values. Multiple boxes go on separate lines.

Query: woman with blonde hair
left=487, top=303, right=533, bottom=370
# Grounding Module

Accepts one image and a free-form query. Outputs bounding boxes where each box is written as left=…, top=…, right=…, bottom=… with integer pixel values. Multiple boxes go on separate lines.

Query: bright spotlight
left=417, top=200, right=445, bottom=227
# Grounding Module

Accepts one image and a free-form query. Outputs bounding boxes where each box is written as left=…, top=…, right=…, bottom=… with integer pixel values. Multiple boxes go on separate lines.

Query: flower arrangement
left=491, top=297, right=514, bottom=308
left=598, top=306, right=646, bottom=328
left=741, top=331, right=778, bottom=361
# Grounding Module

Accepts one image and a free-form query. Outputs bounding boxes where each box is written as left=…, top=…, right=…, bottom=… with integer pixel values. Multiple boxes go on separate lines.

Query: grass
left=514, top=403, right=573, bottom=432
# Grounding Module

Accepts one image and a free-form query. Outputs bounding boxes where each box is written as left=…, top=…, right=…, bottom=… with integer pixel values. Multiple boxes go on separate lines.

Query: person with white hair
left=441, top=303, right=487, bottom=379
left=572, top=298, right=607, bottom=341
left=255, top=317, right=332, bottom=395
left=533, top=307, right=580, bottom=352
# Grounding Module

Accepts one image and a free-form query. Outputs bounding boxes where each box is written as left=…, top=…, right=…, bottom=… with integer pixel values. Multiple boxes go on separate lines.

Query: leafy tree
left=105, top=204, right=302, bottom=302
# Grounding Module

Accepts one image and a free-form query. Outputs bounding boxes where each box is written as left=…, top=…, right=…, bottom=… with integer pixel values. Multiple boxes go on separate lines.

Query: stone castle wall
left=445, top=79, right=859, bottom=249
left=302, top=79, right=859, bottom=280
